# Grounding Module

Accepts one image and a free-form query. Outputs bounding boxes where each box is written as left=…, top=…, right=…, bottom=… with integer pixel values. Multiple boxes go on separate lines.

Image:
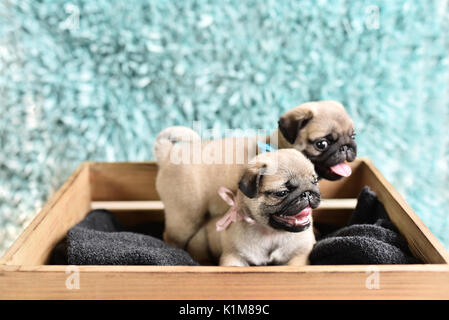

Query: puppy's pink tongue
left=293, top=207, right=312, bottom=226
left=294, top=207, right=312, bottom=218
left=330, top=163, right=352, bottom=177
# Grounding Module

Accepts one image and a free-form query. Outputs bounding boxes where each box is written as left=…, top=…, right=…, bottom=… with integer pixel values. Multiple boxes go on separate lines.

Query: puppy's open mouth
left=329, top=162, right=352, bottom=177
left=272, top=207, right=312, bottom=227
left=316, top=162, right=352, bottom=181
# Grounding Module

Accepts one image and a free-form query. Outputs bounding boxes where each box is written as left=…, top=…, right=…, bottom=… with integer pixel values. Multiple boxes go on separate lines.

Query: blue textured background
left=1, top=0, right=448, bottom=254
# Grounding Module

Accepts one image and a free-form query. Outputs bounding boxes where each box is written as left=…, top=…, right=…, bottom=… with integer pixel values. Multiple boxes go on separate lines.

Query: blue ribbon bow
left=257, top=141, right=277, bottom=153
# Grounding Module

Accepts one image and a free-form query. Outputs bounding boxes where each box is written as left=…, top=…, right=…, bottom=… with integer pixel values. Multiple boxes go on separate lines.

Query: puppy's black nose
left=300, top=191, right=311, bottom=200
left=339, top=145, right=349, bottom=152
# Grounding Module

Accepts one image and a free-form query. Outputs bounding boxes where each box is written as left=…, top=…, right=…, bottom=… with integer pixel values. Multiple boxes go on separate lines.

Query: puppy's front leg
left=220, top=253, right=249, bottom=267
left=287, top=254, right=310, bottom=266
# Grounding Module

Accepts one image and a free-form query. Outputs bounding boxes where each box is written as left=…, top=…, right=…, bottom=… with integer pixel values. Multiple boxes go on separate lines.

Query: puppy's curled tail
left=153, top=126, right=201, bottom=164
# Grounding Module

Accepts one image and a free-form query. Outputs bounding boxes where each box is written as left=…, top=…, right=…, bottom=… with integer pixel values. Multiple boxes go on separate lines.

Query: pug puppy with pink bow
left=187, top=149, right=320, bottom=266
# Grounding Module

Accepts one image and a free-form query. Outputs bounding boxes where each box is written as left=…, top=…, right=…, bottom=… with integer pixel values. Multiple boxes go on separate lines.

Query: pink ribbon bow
left=216, top=187, right=255, bottom=231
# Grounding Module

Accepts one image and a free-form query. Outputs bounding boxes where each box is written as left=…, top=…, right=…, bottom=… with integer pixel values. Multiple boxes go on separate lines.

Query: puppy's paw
left=220, top=253, right=249, bottom=267
left=287, top=255, right=310, bottom=266
left=163, top=232, right=187, bottom=249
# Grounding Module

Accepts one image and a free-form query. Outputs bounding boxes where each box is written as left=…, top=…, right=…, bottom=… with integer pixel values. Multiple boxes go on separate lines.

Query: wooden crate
left=1, top=158, right=448, bottom=299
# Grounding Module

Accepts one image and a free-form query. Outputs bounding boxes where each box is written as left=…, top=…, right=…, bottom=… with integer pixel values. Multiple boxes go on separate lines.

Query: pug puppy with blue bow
left=187, top=149, right=320, bottom=266
left=154, top=100, right=356, bottom=249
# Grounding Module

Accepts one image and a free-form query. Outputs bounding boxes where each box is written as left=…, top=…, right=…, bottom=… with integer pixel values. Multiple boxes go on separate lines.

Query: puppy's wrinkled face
left=278, top=101, right=357, bottom=181
left=237, top=149, right=321, bottom=233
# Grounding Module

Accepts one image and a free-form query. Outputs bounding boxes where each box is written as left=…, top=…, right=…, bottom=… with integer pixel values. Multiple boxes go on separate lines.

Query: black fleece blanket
left=309, top=186, right=421, bottom=265
left=50, top=209, right=198, bottom=266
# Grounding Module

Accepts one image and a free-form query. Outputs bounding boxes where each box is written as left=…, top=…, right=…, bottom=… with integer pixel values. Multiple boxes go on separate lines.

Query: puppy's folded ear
left=238, top=163, right=267, bottom=198
left=278, top=106, right=314, bottom=144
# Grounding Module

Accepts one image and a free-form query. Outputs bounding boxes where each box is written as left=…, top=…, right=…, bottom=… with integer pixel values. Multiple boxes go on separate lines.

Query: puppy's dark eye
left=273, top=190, right=288, bottom=198
left=351, top=132, right=356, bottom=140
left=314, top=139, right=329, bottom=151
left=312, top=175, right=318, bottom=185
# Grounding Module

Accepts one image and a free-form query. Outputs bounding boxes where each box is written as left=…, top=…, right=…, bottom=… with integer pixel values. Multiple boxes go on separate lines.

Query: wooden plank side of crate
left=90, top=198, right=358, bottom=211
left=1, top=265, right=449, bottom=299
left=0, top=163, right=91, bottom=266
left=90, top=201, right=354, bottom=229
left=360, top=159, right=449, bottom=264
left=89, top=162, right=159, bottom=201
left=88, top=159, right=365, bottom=201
